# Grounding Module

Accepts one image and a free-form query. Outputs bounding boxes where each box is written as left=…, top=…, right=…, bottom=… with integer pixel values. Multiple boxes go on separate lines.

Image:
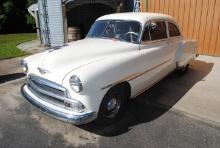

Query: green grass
left=0, top=33, right=37, bottom=60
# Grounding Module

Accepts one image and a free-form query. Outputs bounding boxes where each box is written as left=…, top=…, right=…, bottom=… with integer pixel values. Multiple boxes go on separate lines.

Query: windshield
left=87, top=20, right=141, bottom=43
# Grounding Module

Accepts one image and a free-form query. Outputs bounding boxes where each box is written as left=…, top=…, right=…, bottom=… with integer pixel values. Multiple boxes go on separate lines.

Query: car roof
left=97, top=12, right=175, bottom=25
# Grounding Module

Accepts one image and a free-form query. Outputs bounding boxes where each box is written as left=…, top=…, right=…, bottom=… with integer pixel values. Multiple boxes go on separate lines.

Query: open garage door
left=67, top=3, right=115, bottom=39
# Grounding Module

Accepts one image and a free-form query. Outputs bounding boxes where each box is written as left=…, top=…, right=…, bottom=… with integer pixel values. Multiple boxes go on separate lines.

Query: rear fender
left=176, top=40, right=197, bottom=68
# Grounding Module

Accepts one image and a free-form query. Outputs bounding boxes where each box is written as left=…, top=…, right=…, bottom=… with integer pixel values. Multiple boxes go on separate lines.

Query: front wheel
left=97, top=86, right=127, bottom=126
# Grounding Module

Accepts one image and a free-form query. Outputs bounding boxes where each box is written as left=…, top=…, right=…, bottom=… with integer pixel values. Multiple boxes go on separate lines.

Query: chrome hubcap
left=106, top=97, right=121, bottom=118
left=107, top=98, right=117, bottom=111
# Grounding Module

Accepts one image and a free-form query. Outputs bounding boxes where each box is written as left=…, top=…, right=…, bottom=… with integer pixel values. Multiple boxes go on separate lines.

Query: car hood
left=26, top=38, right=138, bottom=84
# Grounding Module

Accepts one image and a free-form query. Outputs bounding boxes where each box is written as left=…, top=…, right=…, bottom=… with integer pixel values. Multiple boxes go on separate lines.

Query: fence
left=144, top=0, right=220, bottom=56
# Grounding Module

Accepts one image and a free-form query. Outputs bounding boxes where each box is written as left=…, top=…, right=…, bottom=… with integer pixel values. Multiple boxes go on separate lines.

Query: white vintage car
left=21, top=12, right=197, bottom=125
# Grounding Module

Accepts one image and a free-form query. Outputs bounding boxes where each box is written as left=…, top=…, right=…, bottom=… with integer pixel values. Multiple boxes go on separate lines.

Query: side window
left=168, top=22, right=181, bottom=37
left=142, top=21, right=167, bottom=42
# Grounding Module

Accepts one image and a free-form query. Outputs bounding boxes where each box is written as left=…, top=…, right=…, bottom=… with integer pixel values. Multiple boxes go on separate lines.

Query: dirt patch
left=0, top=82, right=23, bottom=113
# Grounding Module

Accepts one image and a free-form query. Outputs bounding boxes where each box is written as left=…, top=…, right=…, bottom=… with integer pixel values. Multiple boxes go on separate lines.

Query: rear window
left=168, top=22, right=181, bottom=37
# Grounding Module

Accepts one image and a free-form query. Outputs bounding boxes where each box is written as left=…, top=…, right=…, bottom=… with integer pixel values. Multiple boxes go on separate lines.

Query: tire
left=97, top=85, right=127, bottom=126
left=176, top=64, right=189, bottom=75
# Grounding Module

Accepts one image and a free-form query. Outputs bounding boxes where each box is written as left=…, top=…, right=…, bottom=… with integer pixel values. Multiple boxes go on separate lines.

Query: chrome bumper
left=21, top=84, right=97, bottom=125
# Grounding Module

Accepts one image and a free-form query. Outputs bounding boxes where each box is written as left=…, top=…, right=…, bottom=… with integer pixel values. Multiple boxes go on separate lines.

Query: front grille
left=31, top=78, right=65, bottom=97
left=27, top=74, right=70, bottom=108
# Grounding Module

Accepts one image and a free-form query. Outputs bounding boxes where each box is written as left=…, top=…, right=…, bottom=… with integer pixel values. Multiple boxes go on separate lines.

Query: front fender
left=62, top=51, right=138, bottom=113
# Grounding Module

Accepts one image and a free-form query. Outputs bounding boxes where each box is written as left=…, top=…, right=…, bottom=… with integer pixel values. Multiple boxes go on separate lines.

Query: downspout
left=62, top=2, right=68, bottom=43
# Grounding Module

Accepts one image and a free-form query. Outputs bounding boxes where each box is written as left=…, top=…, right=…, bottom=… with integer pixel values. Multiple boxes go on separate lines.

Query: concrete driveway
left=146, top=55, right=220, bottom=125
left=0, top=55, right=220, bottom=147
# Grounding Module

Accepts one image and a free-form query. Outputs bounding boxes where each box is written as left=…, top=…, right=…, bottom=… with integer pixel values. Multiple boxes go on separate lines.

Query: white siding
left=47, top=0, right=64, bottom=46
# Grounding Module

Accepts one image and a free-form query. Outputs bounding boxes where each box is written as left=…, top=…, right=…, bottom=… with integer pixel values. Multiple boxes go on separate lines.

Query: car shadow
left=0, top=73, right=26, bottom=84
left=79, top=59, right=214, bottom=136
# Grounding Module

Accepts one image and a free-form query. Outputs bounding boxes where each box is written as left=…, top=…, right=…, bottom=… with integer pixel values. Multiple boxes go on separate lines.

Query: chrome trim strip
left=130, top=58, right=172, bottom=80
left=21, top=84, right=97, bottom=125
left=101, top=58, right=171, bottom=90
left=131, top=70, right=173, bottom=99
left=101, top=73, right=139, bottom=90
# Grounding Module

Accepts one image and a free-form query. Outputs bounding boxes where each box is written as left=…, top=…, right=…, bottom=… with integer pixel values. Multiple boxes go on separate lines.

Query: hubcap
left=107, top=98, right=117, bottom=111
left=106, top=96, right=121, bottom=118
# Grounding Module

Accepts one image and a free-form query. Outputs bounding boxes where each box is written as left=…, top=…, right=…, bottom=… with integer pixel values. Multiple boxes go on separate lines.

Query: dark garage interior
left=67, top=4, right=115, bottom=38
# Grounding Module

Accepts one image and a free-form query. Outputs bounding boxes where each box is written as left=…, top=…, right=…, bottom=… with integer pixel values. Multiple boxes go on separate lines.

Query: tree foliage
left=26, top=0, right=37, bottom=27
left=0, top=0, right=37, bottom=33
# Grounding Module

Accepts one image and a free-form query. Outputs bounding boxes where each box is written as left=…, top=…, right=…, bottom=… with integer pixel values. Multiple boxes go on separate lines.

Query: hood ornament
left=37, top=67, right=50, bottom=75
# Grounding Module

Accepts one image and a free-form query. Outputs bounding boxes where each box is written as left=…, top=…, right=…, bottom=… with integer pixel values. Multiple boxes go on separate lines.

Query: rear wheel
left=176, top=64, right=189, bottom=75
left=97, top=85, right=127, bottom=125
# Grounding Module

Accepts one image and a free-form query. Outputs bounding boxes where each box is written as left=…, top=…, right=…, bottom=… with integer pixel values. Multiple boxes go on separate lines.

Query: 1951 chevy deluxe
left=21, top=12, right=197, bottom=125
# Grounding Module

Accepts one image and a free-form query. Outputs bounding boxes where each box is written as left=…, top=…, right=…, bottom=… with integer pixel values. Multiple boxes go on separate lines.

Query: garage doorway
left=64, top=0, right=133, bottom=42
left=66, top=3, right=115, bottom=39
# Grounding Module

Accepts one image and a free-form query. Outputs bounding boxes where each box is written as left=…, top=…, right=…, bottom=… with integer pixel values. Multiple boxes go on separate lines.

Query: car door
left=131, top=20, right=173, bottom=96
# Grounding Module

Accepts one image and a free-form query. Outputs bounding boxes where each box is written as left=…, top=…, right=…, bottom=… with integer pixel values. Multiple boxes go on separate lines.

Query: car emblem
left=37, top=67, right=50, bottom=75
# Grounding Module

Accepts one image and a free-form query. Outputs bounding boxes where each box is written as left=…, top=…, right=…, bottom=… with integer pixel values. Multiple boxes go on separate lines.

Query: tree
left=26, top=0, right=37, bottom=28
left=0, top=0, right=14, bottom=32
left=0, top=0, right=37, bottom=33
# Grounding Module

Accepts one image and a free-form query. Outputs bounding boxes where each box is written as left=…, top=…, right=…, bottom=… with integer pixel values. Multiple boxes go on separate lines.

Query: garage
left=36, top=0, right=134, bottom=46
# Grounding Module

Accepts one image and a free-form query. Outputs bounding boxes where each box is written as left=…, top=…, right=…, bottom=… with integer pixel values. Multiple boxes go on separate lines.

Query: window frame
left=141, top=19, right=169, bottom=44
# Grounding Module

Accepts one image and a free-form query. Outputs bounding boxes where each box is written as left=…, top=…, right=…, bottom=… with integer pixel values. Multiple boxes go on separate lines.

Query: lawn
left=0, top=33, right=37, bottom=59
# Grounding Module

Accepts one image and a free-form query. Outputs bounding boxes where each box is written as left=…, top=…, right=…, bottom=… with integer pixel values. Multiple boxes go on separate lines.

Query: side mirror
left=149, top=22, right=157, bottom=31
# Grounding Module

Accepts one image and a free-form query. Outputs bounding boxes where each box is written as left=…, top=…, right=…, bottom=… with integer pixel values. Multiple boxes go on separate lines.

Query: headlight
left=21, top=60, right=28, bottom=73
left=64, top=99, right=85, bottom=113
left=69, top=75, right=82, bottom=93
